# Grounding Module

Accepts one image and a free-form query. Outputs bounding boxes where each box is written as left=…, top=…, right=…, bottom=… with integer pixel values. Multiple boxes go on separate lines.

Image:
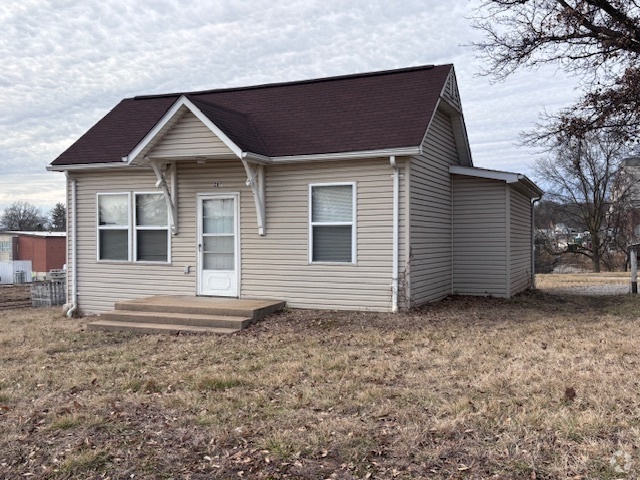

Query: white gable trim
left=418, top=67, right=473, bottom=167
left=122, top=95, right=243, bottom=164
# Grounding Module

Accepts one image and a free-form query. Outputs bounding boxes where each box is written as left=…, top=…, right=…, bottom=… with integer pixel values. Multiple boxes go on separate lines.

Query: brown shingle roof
left=51, top=64, right=453, bottom=166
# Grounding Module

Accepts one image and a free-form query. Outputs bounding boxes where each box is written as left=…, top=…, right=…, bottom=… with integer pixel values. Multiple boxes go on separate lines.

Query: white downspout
left=66, top=172, right=78, bottom=317
left=390, top=156, right=399, bottom=312
left=531, top=197, right=541, bottom=289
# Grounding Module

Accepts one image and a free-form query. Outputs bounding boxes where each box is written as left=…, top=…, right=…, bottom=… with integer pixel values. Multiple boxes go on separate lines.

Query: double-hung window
left=309, top=183, right=356, bottom=263
left=97, top=193, right=130, bottom=261
left=97, top=192, right=169, bottom=263
left=134, top=193, right=169, bottom=262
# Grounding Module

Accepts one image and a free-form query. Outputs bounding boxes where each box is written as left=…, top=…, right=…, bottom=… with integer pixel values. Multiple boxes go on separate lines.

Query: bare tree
left=48, top=203, right=66, bottom=232
left=0, top=201, right=47, bottom=231
left=471, top=1, right=640, bottom=140
left=535, top=132, right=635, bottom=271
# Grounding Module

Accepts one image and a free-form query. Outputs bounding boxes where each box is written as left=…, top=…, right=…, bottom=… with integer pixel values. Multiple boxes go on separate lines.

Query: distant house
left=0, top=231, right=66, bottom=280
left=48, top=64, right=542, bottom=314
left=617, top=157, right=640, bottom=242
left=0, top=232, right=17, bottom=263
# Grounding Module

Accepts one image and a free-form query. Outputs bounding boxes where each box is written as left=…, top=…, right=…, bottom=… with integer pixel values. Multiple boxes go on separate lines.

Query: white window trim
left=96, top=191, right=171, bottom=264
left=133, top=192, right=172, bottom=264
left=308, top=182, right=357, bottom=264
left=96, top=192, right=132, bottom=263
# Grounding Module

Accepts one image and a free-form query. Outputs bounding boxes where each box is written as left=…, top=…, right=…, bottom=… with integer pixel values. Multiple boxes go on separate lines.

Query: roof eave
left=47, top=146, right=421, bottom=170
left=47, top=162, right=132, bottom=172
left=270, top=146, right=421, bottom=164
left=450, top=165, right=543, bottom=199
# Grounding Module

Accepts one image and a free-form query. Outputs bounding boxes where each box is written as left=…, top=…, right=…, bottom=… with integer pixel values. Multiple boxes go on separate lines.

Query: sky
left=0, top=0, right=580, bottom=215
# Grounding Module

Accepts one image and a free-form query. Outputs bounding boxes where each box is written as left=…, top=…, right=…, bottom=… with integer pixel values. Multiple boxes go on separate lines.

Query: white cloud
left=0, top=0, right=580, bottom=212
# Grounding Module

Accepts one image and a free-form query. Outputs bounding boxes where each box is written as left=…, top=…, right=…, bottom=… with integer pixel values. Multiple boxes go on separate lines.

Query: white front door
left=197, top=193, right=239, bottom=297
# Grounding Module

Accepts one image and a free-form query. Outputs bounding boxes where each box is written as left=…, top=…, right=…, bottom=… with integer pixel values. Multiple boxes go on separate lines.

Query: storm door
left=197, top=194, right=239, bottom=296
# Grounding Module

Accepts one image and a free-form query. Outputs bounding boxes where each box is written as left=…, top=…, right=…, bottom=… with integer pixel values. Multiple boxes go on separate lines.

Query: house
left=0, top=232, right=17, bottom=263
left=48, top=64, right=542, bottom=315
left=620, top=157, right=640, bottom=241
left=0, top=231, right=66, bottom=280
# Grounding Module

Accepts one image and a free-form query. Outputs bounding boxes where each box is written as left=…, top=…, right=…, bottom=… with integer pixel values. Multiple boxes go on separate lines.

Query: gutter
left=270, top=147, right=420, bottom=164
left=390, top=156, right=399, bottom=312
left=47, top=163, right=149, bottom=172
left=66, top=172, right=78, bottom=317
left=48, top=147, right=422, bottom=171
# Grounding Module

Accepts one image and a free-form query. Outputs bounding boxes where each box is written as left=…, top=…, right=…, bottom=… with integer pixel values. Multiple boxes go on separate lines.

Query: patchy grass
left=537, top=271, right=628, bottom=288
left=1, top=286, right=640, bottom=478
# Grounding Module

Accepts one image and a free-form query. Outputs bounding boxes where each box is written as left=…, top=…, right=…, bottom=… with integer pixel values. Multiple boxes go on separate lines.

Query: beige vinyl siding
left=73, top=168, right=199, bottom=313
left=452, top=176, right=508, bottom=297
left=72, top=158, right=398, bottom=313
left=242, top=158, right=396, bottom=311
left=509, top=187, right=533, bottom=295
left=409, top=108, right=459, bottom=306
left=148, top=111, right=234, bottom=158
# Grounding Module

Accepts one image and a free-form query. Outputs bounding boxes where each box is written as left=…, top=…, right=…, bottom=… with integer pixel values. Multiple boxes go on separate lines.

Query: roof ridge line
left=133, top=64, right=443, bottom=100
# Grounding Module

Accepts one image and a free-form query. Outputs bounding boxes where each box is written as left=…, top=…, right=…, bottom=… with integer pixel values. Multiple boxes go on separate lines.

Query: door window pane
left=203, top=252, right=234, bottom=270
left=203, top=198, right=234, bottom=234
left=203, top=235, right=234, bottom=254
left=202, top=236, right=234, bottom=270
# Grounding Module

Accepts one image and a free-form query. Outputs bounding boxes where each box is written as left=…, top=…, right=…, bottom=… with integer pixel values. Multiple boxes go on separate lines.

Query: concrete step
left=114, top=296, right=285, bottom=321
left=87, top=320, right=240, bottom=335
left=99, top=310, right=254, bottom=329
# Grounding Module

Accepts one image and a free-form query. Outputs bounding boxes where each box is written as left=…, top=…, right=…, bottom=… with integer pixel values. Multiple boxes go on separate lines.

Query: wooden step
left=100, top=310, right=254, bottom=329
left=87, top=320, right=239, bottom=335
left=87, top=296, right=285, bottom=335
left=114, top=296, right=285, bottom=321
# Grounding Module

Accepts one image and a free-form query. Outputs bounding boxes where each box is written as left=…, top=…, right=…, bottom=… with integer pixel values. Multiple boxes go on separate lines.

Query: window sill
left=308, top=261, right=357, bottom=266
left=96, top=260, right=172, bottom=266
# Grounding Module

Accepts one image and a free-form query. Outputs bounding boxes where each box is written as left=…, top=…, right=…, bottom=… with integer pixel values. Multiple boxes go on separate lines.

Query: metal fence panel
left=0, top=261, right=33, bottom=285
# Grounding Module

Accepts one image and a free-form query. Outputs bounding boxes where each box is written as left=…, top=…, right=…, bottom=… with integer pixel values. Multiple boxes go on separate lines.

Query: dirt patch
left=0, top=285, right=31, bottom=309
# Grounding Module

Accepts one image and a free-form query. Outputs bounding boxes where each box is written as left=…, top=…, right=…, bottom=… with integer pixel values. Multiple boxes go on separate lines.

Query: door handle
left=198, top=243, right=202, bottom=252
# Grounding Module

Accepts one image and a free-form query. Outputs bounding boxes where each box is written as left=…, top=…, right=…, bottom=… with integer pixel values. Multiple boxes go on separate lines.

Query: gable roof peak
left=50, top=63, right=460, bottom=167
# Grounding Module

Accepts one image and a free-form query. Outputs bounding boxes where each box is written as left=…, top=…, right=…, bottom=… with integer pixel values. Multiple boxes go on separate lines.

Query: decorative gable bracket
left=150, top=162, right=178, bottom=235
left=241, top=159, right=265, bottom=236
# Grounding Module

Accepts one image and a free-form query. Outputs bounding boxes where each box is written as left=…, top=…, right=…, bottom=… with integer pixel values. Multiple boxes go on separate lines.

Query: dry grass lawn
left=1, top=285, right=640, bottom=478
left=536, top=272, right=629, bottom=288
